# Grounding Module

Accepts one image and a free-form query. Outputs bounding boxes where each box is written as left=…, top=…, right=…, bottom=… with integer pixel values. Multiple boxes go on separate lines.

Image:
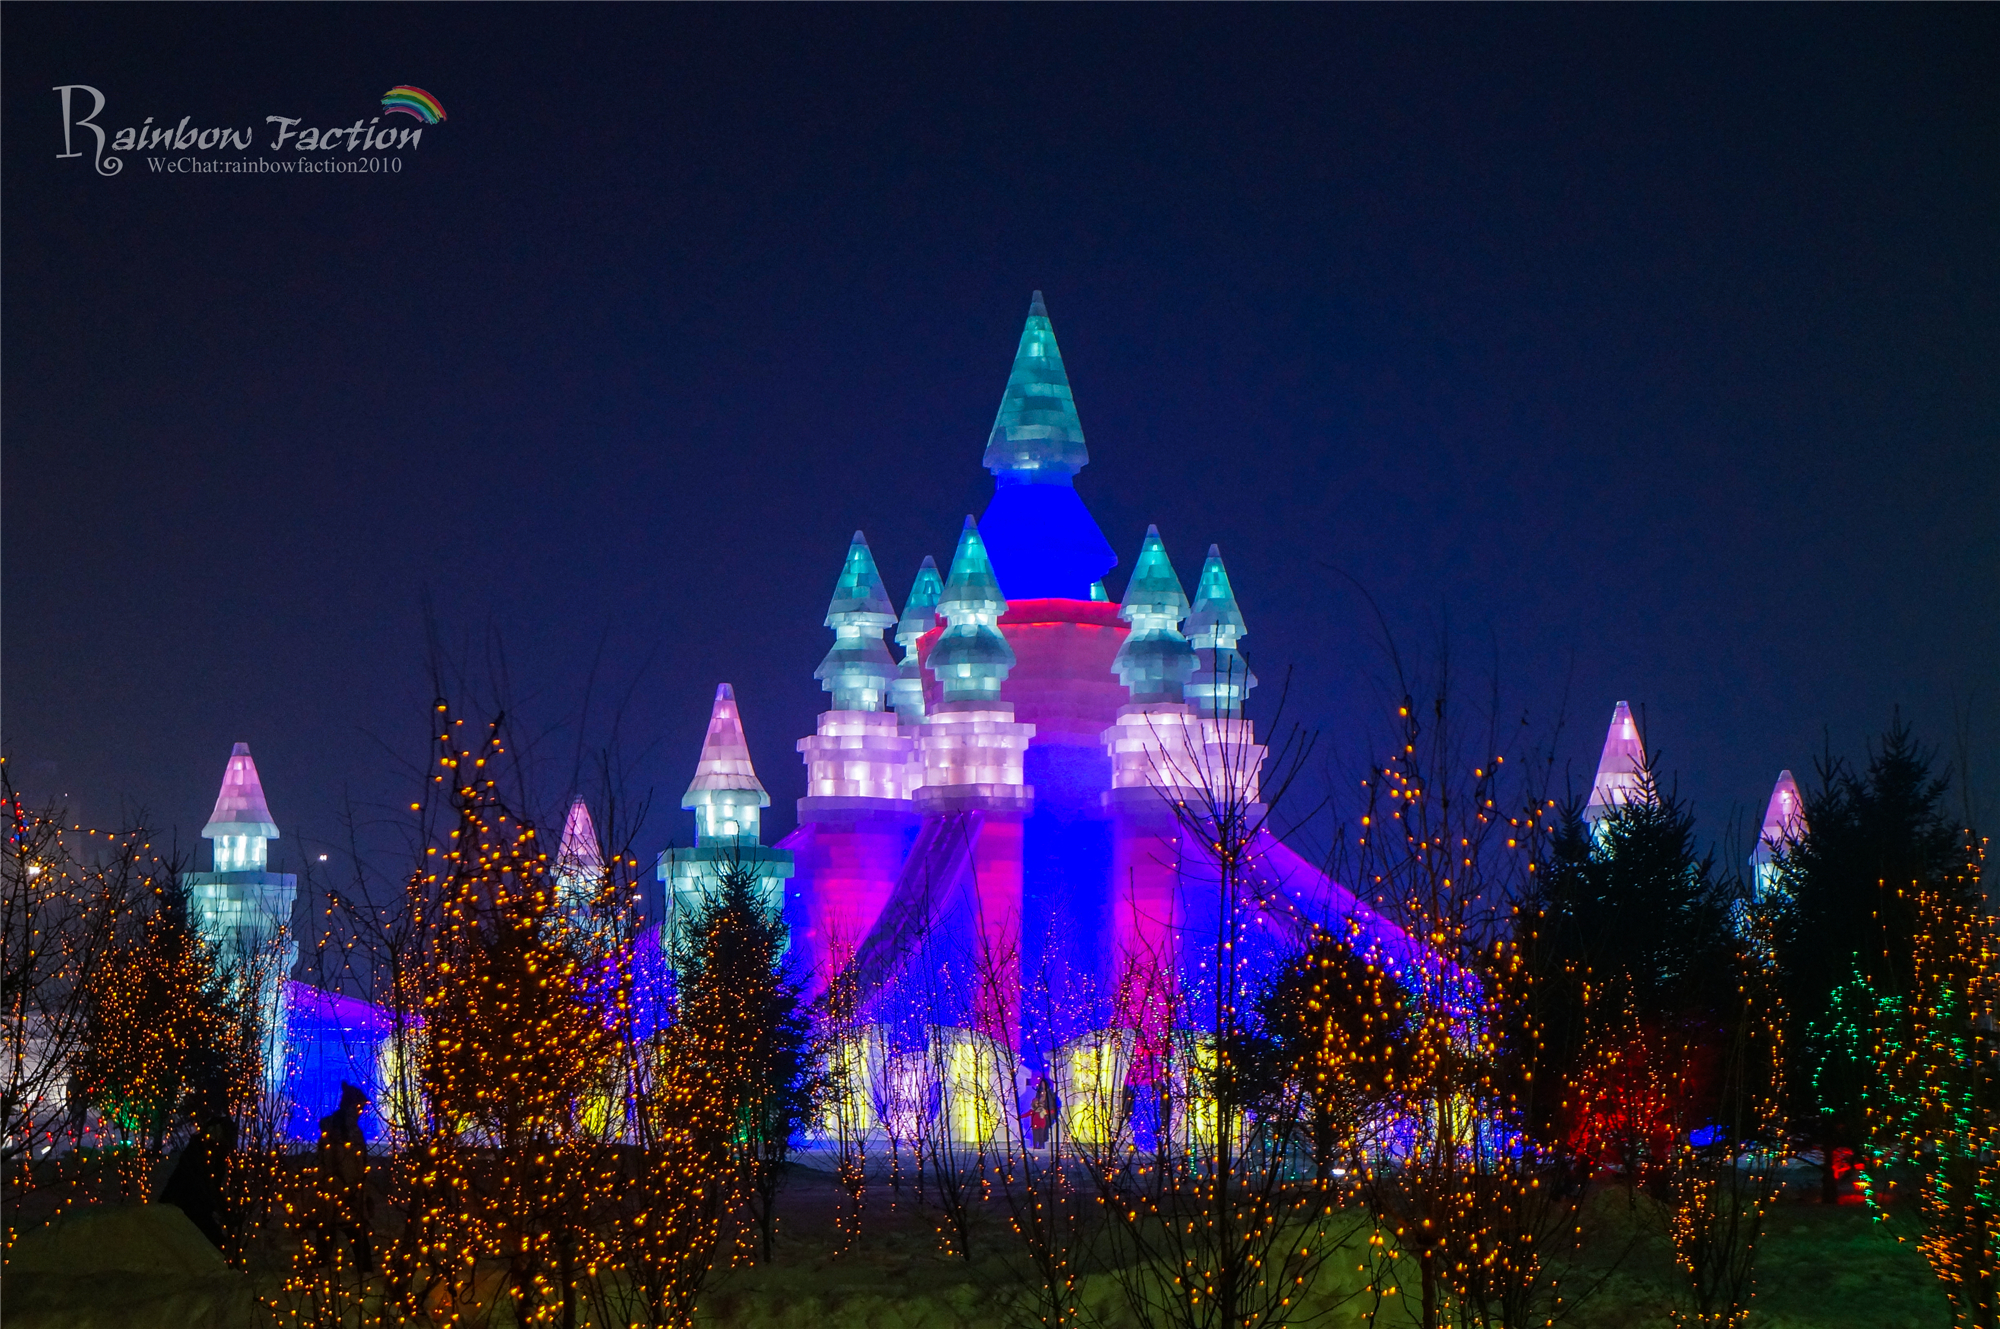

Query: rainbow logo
left=380, top=86, right=447, bottom=124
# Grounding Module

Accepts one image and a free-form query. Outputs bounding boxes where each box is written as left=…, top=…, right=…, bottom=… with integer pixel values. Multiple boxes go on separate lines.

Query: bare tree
left=0, top=764, right=147, bottom=1171
left=1083, top=678, right=1375, bottom=1329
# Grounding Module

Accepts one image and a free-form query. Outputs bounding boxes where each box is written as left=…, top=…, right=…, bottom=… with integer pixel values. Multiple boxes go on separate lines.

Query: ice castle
left=184, top=295, right=1809, bottom=1141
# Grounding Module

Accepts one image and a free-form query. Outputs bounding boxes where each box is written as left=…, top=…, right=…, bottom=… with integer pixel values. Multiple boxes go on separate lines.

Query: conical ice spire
left=1113, top=526, right=1197, bottom=703
left=1583, top=701, right=1647, bottom=823
left=202, top=742, right=280, bottom=841
left=683, top=683, right=770, bottom=845
left=892, top=555, right=944, bottom=725
left=938, top=516, right=1008, bottom=621
left=815, top=531, right=898, bottom=711
left=1121, top=526, right=1190, bottom=621
left=897, top=556, right=944, bottom=649
left=1750, top=769, right=1806, bottom=901
left=825, top=530, right=896, bottom=623
left=929, top=516, right=1016, bottom=703
left=556, top=796, right=603, bottom=878
left=1186, top=545, right=1256, bottom=718
left=1757, top=770, right=1805, bottom=852
left=983, top=290, right=1088, bottom=480
left=1187, top=546, right=1246, bottom=648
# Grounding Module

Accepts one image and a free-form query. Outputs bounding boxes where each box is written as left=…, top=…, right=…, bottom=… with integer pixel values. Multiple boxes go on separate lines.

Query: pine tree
left=1540, top=762, right=1736, bottom=1186
left=669, top=860, right=818, bottom=1265
left=1773, top=715, right=1966, bottom=1201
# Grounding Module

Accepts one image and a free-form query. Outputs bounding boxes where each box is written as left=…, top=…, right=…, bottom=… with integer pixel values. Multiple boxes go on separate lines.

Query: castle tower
left=658, top=685, right=795, bottom=952
left=891, top=555, right=943, bottom=729
left=1583, top=701, right=1647, bottom=827
left=1185, top=545, right=1265, bottom=806
left=1187, top=546, right=1256, bottom=721
left=553, top=796, right=603, bottom=931
left=1750, top=769, right=1805, bottom=902
left=186, top=742, right=298, bottom=1088
left=1100, top=529, right=1202, bottom=1038
left=977, top=292, right=1118, bottom=601
left=794, top=534, right=921, bottom=986
left=920, top=516, right=1035, bottom=1041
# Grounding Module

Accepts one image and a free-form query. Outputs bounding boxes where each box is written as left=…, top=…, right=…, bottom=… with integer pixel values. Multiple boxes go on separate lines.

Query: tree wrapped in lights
left=613, top=858, right=815, bottom=1326
left=1856, top=836, right=1995, bottom=1328
left=1, top=760, right=144, bottom=1171
left=1335, top=673, right=1599, bottom=1329
left=1771, top=719, right=1965, bottom=1203
left=405, top=703, right=632, bottom=1327
left=1249, top=934, right=1410, bottom=1186
left=78, top=867, right=249, bottom=1164
left=265, top=699, right=641, bottom=1329
left=1085, top=668, right=1375, bottom=1329
left=1661, top=907, right=1788, bottom=1329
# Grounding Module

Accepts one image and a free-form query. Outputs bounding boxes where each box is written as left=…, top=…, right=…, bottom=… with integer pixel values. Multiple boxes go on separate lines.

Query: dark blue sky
left=7, top=6, right=1995, bottom=875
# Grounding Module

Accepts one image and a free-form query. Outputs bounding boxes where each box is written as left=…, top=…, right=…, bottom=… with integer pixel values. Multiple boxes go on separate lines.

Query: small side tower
left=1185, top=544, right=1264, bottom=806
left=658, top=685, right=795, bottom=952
left=186, top=742, right=299, bottom=1089
left=891, top=555, right=943, bottom=729
left=1583, top=701, right=1647, bottom=828
left=794, top=534, right=922, bottom=987
left=1750, top=770, right=1805, bottom=902
left=920, top=515, right=1036, bottom=1041
left=1100, top=528, right=1203, bottom=1040
left=1186, top=546, right=1256, bottom=720
left=800, top=532, right=914, bottom=804
left=919, top=516, right=1035, bottom=810
left=1104, top=526, right=1203, bottom=797
left=553, top=796, right=604, bottom=932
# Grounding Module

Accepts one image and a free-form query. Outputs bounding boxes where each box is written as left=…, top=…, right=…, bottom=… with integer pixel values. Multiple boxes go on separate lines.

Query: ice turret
left=682, top=684, right=771, bottom=845
left=929, top=517, right=1016, bottom=704
left=556, top=796, right=603, bottom=878
left=1750, top=770, right=1806, bottom=902
left=188, top=742, right=297, bottom=1089
left=1111, top=526, right=1196, bottom=704
left=554, top=796, right=603, bottom=926
left=891, top=555, right=943, bottom=726
left=1583, top=702, right=1647, bottom=825
left=977, top=292, right=1117, bottom=600
left=815, top=531, right=899, bottom=712
left=203, top=741, right=281, bottom=870
left=662, top=684, right=794, bottom=953
left=1186, top=545, right=1257, bottom=719
left=984, top=291, right=1087, bottom=478
left=801, top=537, right=921, bottom=806
left=917, top=516, right=1035, bottom=813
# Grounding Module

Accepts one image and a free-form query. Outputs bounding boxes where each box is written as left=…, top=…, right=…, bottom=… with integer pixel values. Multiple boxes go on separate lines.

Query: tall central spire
left=983, top=290, right=1089, bottom=480
left=977, top=292, right=1117, bottom=600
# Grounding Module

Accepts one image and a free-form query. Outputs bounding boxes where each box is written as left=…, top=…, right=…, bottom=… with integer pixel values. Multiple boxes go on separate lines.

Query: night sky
left=7, top=7, right=1996, bottom=881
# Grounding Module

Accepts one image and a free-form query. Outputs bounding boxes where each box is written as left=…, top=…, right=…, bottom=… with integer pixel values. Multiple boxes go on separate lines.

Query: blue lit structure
left=218, top=293, right=1441, bottom=1146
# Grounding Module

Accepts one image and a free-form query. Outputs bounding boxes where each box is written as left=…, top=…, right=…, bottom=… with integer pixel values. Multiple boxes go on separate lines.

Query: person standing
left=316, top=1082, right=372, bottom=1273
left=1029, top=1075, right=1057, bottom=1150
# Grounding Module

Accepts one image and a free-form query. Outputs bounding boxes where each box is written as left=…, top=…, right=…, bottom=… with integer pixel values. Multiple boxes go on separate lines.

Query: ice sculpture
left=978, top=292, right=1118, bottom=600
left=1750, top=769, right=1806, bottom=901
left=1583, top=701, right=1647, bottom=825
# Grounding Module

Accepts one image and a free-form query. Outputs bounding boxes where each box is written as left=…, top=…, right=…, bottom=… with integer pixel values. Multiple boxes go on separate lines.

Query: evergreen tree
left=1545, top=767, right=1735, bottom=1019
left=1772, top=715, right=1967, bottom=1201
left=670, top=860, right=818, bottom=1264
left=1537, top=761, right=1737, bottom=1183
